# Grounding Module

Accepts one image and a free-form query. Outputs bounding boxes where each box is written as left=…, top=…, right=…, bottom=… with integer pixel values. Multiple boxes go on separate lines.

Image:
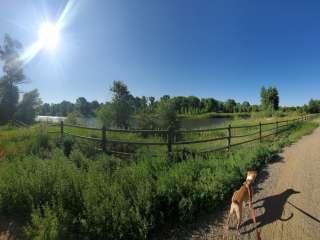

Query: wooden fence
left=48, top=114, right=316, bottom=157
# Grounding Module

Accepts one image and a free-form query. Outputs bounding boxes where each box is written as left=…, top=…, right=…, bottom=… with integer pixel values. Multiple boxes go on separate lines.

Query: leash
left=246, top=184, right=262, bottom=240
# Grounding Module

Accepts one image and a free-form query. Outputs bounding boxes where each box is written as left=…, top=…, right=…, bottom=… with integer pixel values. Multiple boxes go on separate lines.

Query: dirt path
left=165, top=127, right=320, bottom=240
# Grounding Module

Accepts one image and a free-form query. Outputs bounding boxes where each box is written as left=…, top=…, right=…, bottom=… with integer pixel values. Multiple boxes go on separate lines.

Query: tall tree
left=98, top=81, right=134, bottom=128
left=75, top=97, right=90, bottom=116
left=0, top=34, right=25, bottom=124
left=15, top=89, right=42, bottom=124
left=260, top=86, right=279, bottom=112
left=224, top=99, right=237, bottom=113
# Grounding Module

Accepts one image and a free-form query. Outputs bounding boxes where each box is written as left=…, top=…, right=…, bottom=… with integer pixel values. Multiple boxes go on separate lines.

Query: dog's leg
left=226, top=203, right=234, bottom=229
left=235, top=203, right=242, bottom=232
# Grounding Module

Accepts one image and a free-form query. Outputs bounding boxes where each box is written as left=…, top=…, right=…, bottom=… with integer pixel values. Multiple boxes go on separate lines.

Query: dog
left=227, top=171, right=257, bottom=231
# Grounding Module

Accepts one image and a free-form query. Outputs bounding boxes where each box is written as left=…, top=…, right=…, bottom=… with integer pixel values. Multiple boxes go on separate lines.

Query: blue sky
left=1, top=0, right=320, bottom=106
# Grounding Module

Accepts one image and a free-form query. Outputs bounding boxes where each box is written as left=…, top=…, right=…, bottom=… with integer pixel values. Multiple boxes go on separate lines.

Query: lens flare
left=19, top=0, right=79, bottom=65
left=38, top=22, right=60, bottom=50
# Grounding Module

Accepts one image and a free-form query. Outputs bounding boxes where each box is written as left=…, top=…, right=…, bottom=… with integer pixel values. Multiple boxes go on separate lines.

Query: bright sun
left=38, top=22, right=60, bottom=50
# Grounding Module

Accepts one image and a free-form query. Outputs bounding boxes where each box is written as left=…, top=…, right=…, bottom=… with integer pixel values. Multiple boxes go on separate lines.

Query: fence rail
left=47, top=114, right=318, bottom=157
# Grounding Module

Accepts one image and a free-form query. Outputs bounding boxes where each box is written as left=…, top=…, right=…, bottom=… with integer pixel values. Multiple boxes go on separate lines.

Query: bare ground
left=161, top=127, right=320, bottom=240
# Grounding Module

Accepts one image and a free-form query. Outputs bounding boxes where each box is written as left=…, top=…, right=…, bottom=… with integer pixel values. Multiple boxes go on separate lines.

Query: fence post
left=276, top=121, right=278, bottom=136
left=167, top=126, right=173, bottom=155
left=60, top=121, right=64, bottom=140
left=259, top=122, right=262, bottom=143
left=227, top=124, right=231, bottom=151
left=102, top=126, right=107, bottom=153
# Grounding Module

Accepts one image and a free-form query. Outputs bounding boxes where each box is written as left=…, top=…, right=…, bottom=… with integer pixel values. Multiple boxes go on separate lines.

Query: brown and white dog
left=227, top=171, right=257, bottom=231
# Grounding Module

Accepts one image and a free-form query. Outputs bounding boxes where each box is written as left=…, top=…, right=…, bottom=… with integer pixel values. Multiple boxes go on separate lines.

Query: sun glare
left=38, top=22, right=60, bottom=50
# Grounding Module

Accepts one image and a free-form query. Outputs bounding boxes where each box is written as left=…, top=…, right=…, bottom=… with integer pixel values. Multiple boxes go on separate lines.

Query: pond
left=76, top=117, right=233, bottom=130
left=36, top=115, right=248, bottom=130
left=36, top=115, right=67, bottom=123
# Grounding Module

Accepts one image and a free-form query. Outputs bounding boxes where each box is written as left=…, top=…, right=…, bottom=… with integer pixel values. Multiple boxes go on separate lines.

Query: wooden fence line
left=47, top=114, right=317, bottom=157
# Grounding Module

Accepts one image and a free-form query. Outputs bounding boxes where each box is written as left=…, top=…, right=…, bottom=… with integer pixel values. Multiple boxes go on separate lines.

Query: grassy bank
left=178, top=112, right=251, bottom=120
left=0, top=120, right=317, bottom=239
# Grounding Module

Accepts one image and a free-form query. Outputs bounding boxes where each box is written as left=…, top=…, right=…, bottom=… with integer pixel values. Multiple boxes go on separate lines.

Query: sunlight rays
left=19, top=0, right=78, bottom=66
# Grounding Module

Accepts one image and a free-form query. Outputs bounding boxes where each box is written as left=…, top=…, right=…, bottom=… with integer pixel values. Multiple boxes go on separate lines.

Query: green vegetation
left=0, top=119, right=317, bottom=239
left=260, top=86, right=279, bottom=113
left=178, top=112, right=251, bottom=120
left=0, top=35, right=41, bottom=125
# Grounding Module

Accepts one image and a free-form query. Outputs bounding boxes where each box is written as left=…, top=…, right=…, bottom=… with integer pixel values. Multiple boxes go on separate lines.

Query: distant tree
left=205, top=98, right=219, bottom=112
left=260, top=86, right=268, bottom=110
left=148, top=96, right=155, bottom=106
left=15, top=89, right=42, bottom=124
left=224, top=99, right=237, bottom=113
left=75, top=97, right=91, bottom=116
left=60, top=101, right=74, bottom=116
left=241, top=101, right=251, bottom=112
left=160, top=95, right=170, bottom=102
left=97, top=103, right=114, bottom=127
left=148, top=96, right=156, bottom=111
left=157, top=99, right=179, bottom=130
left=308, top=99, right=320, bottom=113
left=65, top=111, right=78, bottom=125
left=39, top=103, right=50, bottom=115
left=251, top=105, right=260, bottom=112
left=0, top=78, right=19, bottom=124
left=90, top=100, right=100, bottom=113
left=187, top=96, right=201, bottom=114
left=98, top=81, right=134, bottom=128
left=135, top=109, right=157, bottom=130
left=260, top=86, right=279, bottom=112
left=0, top=34, right=26, bottom=124
left=269, top=87, right=279, bottom=111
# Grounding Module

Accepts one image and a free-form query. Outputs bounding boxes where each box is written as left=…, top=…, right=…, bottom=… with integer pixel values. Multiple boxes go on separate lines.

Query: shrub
left=24, top=205, right=59, bottom=240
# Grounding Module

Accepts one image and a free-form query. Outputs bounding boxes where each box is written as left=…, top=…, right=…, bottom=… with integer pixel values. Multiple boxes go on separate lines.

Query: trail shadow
left=287, top=201, right=320, bottom=224
left=268, top=154, right=284, bottom=164
left=241, top=188, right=300, bottom=234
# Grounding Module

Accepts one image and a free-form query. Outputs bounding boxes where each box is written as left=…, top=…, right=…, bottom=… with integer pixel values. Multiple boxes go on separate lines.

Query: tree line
left=0, top=34, right=319, bottom=127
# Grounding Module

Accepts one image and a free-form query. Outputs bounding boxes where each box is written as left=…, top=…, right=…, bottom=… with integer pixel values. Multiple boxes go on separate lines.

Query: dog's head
left=246, top=171, right=257, bottom=185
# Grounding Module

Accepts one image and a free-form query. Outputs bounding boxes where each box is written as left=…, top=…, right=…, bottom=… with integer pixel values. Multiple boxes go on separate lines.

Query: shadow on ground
left=241, top=188, right=300, bottom=234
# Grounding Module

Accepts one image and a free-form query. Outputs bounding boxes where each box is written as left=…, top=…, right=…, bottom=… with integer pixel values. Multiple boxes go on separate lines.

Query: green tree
left=157, top=99, right=180, bottom=130
left=224, top=99, right=237, bottom=113
left=75, top=97, right=91, bottom=116
left=308, top=99, right=320, bottom=113
left=269, top=87, right=279, bottom=111
left=15, top=89, right=42, bottom=124
left=241, top=101, right=251, bottom=112
left=98, top=81, right=134, bottom=128
left=0, top=77, right=19, bottom=124
left=0, top=34, right=25, bottom=124
left=260, top=86, right=279, bottom=112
